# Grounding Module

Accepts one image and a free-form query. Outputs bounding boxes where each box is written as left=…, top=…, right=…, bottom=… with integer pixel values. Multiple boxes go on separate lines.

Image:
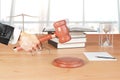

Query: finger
left=31, top=44, right=38, bottom=51
left=13, top=46, right=23, bottom=52
left=37, top=42, right=42, bottom=50
left=33, top=41, right=42, bottom=50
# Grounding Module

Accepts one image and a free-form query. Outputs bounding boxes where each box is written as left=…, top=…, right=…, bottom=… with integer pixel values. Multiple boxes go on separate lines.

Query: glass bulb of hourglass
left=102, top=24, right=112, bottom=46
left=103, top=26, right=111, bottom=34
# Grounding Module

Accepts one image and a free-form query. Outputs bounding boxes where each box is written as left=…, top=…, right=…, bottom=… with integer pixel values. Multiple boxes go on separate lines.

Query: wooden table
left=0, top=34, right=120, bottom=80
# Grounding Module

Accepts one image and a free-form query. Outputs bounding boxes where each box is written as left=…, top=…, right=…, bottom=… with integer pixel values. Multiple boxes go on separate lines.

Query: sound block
left=52, top=57, right=84, bottom=68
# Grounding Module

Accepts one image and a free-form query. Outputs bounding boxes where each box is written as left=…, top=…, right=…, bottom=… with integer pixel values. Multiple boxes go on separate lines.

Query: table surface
left=0, top=34, right=120, bottom=80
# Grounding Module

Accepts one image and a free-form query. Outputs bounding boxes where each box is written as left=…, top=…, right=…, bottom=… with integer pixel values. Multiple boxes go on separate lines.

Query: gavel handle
left=39, top=34, right=55, bottom=42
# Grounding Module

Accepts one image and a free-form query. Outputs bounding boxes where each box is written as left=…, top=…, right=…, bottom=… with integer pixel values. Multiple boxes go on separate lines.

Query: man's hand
left=18, top=32, right=42, bottom=52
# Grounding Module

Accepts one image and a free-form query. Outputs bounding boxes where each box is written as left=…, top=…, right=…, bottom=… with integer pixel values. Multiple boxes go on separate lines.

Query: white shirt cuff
left=9, top=27, right=21, bottom=44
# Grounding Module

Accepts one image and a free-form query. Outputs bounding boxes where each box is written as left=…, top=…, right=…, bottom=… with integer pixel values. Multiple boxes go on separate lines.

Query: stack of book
left=48, top=31, right=86, bottom=48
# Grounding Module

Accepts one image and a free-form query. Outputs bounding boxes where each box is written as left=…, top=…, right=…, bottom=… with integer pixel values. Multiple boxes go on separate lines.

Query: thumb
left=13, top=46, right=23, bottom=51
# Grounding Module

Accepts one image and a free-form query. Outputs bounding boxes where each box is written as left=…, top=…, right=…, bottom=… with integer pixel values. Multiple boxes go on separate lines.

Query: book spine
left=48, top=39, right=86, bottom=48
left=48, top=40, right=57, bottom=48
left=57, top=43, right=85, bottom=48
left=65, top=37, right=86, bottom=43
left=48, top=31, right=54, bottom=34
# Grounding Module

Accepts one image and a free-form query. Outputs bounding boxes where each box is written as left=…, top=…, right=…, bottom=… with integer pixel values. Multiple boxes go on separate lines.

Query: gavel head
left=53, top=20, right=71, bottom=43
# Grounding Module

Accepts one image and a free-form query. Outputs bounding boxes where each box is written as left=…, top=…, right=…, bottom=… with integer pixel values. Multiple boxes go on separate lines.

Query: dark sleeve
left=0, top=23, right=14, bottom=45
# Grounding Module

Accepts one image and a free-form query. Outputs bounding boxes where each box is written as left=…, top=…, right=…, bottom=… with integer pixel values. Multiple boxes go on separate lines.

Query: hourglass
left=99, top=23, right=113, bottom=47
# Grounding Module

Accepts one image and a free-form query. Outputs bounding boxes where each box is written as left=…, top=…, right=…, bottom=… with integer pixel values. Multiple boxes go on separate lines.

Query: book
left=48, top=38, right=86, bottom=48
left=70, top=32, right=86, bottom=38
left=48, top=40, right=85, bottom=48
left=48, top=31, right=86, bottom=48
left=69, top=31, right=85, bottom=35
left=50, top=37, right=86, bottom=44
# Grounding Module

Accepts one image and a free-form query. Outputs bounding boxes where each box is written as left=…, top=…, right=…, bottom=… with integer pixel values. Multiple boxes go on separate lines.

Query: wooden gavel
left=39, top=20, right=71, bottom=43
